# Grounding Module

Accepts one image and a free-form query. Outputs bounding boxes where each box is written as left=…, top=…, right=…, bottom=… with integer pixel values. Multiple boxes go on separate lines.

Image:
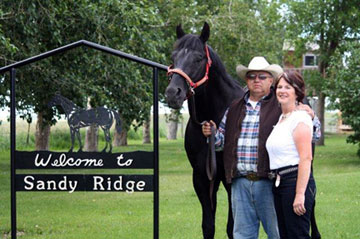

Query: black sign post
left=153, top=66, right=159, bottom=239
left=10, top=67, right=16, bottom=239
left=0, top=40, right=167, bottom=239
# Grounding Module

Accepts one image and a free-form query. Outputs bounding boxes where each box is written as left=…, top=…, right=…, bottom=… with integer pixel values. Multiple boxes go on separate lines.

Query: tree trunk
left=113, top=130, right=128, bottom=146
left=167, top=109, right=179, bottom=140
left=316, top=92, right=325, bottom=146
left=84, top=98, right=99, bottom=151
left=84, top=124, right=98, bottom=151
left=143, top=119, right=151, bottom=144
left=35, top=112, right=51, bottom=150
left=112, top=112, right=127, bottom=146
left=316, top=59, right=328, bottom=146
left=180, top=116, right=184, bottom=138
left=26, top=122, right=31, bottom=145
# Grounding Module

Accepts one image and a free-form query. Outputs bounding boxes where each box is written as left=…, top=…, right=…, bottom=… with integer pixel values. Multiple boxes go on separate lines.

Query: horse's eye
left=171, top=51, right=178, bottom=61
left=195, top=56, right=204, bottom=63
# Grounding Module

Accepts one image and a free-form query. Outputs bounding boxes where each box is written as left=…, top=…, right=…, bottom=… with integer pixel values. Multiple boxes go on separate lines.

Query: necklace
left=281, top=111, right=293, bottom=120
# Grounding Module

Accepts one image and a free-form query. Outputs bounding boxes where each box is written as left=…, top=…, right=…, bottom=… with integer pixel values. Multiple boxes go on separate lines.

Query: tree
left=328, top=41, right=360, bottom=156
left=284, top=0, right=360, bottom=145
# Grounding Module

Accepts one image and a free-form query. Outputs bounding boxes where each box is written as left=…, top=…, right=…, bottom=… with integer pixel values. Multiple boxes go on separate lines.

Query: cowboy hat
left=236, top=56, right=283, bottom=80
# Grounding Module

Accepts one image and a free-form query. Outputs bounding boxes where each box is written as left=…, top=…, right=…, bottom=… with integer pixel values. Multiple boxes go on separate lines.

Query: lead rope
left=189, top=96, right=217, bottom=210
left=206, top=124, right=217, bottom=210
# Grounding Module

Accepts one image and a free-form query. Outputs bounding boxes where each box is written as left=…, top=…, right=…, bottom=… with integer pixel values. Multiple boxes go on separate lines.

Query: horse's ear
left=200, top=22, right=210, bottom=43
left=176, top=24, right=186, bottom=39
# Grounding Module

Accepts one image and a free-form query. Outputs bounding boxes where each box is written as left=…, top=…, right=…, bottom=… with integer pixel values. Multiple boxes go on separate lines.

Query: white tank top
left=266, top=110, right=313, bottom=170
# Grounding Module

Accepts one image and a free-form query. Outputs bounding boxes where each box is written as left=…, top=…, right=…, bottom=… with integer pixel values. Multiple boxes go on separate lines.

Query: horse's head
left=165, top=22, right=211, bottom=109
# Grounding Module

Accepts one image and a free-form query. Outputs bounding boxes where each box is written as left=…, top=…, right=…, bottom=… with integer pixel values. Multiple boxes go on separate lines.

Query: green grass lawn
left=1, top=134, right=360, bottom=238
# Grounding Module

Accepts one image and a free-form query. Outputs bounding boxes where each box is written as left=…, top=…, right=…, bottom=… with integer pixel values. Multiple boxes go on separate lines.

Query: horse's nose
left=165, top=86, right=182, bottom=99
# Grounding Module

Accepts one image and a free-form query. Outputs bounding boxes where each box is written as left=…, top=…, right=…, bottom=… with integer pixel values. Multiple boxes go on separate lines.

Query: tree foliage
left=209, top=0, right=285, bottom=81
left=328, top=41, right=360, bottom=156
left=0, top=0, right=167, bottom=132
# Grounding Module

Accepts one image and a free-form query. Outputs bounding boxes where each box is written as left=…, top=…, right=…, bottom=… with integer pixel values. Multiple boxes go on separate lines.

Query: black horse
left=165, top=23, right=245, bottom=239
left=48, top=94, right=122, bottom=153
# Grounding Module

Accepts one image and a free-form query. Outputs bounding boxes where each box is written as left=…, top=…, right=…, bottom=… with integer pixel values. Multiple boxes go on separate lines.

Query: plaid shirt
left=215, top=95, right=321, bottom=176
left=215, top=95, right=262, bottom=175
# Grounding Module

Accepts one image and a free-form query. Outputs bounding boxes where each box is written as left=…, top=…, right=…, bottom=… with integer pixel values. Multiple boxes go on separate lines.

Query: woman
left=266, top=71, right=316, bottom=239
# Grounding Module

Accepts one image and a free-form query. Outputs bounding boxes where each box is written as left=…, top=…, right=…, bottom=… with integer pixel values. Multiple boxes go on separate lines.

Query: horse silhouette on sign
left=48, top=94, right=122, bottom=153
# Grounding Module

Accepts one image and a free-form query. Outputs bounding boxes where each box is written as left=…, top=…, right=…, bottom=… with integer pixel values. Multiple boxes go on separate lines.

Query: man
left=202, top=56, right=320, bottom=239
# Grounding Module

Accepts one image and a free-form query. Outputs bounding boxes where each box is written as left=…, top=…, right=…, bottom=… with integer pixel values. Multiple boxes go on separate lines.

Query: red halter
left=167, top=45, right=212, bottom=97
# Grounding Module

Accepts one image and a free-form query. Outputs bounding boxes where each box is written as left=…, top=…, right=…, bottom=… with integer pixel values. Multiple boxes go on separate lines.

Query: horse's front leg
left=69, top=128, right=75, bottom=152
left=75, top=129, right=83, bottom=152
left=105, top=129, right=112, bottom=153
left=192, top=167, right=221, bottom=239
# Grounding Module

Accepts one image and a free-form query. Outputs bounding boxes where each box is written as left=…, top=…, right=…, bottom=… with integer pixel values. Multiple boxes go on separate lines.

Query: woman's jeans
left=273, top=171, right=316, bottom=239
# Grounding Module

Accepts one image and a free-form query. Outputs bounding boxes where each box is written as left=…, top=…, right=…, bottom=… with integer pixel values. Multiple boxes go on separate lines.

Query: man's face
left=246, top=71, right=274, bottom=97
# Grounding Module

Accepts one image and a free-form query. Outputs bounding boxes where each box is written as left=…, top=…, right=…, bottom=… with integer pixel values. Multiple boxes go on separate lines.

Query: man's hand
left=202, top=120, right=217, bottom=137
left=296, top=103, right=315, bottom=119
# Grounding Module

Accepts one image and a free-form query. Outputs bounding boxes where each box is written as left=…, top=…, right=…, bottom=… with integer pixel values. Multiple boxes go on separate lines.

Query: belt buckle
left=268, top=172, right=276, bottom=180
left=246, top=173, right=259, bottom=181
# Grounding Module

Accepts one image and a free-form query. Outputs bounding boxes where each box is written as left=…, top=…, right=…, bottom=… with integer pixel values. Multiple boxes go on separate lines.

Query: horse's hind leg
left=193, top=170, right=221, bottom=239
left=222, top=180, right=234, bottom=239
left=108, top=132, right=112, bottom=153
left=100, top=127, right=108, bottom=153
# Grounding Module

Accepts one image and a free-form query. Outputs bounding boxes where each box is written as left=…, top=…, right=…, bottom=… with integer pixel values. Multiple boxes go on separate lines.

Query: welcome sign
left=15, top=151, right=154, bottom=193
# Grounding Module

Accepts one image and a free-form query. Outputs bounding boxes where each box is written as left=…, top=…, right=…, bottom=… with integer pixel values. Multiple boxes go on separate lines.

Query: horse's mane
left=207, top=45, right=242, bottom=90
left=57, top=95, right=80, bottom=110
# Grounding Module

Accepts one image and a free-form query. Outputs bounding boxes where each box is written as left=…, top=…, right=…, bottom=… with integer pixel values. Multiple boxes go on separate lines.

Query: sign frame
left=1, top=40, right=167, bottom=239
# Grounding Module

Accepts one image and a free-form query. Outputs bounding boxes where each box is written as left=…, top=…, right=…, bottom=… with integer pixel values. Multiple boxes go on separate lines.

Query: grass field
left=1, top=125, right=360, bottom=238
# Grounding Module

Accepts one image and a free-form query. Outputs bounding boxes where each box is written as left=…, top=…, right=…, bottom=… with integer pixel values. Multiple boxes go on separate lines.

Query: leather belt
left=268, top=165, right=298, bottom=180
left=269, top=165, right=299, bottom=187
left=242, top=172, right=260, bottom=181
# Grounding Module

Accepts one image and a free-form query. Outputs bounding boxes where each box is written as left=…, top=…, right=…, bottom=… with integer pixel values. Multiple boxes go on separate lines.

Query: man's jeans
left=231, top=177, right=280, bottom=239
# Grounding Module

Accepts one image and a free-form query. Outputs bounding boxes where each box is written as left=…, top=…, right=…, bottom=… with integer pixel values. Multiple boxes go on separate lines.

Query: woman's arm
left=293, top=122, right=313, bottom=216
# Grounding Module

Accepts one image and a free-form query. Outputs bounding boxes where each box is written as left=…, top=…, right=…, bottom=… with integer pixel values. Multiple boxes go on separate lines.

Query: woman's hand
left=293, top=193, right=306, bottom=216
left=202, top=120, right=217, bottom=137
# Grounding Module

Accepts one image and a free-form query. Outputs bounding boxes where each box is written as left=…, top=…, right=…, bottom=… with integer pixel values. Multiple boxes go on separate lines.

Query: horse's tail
left=112, top=110, right=122, bottom=134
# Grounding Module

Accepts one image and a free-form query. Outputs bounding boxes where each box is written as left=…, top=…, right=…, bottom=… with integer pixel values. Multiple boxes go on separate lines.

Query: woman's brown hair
left=275, top=71, right=305, bottom=102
